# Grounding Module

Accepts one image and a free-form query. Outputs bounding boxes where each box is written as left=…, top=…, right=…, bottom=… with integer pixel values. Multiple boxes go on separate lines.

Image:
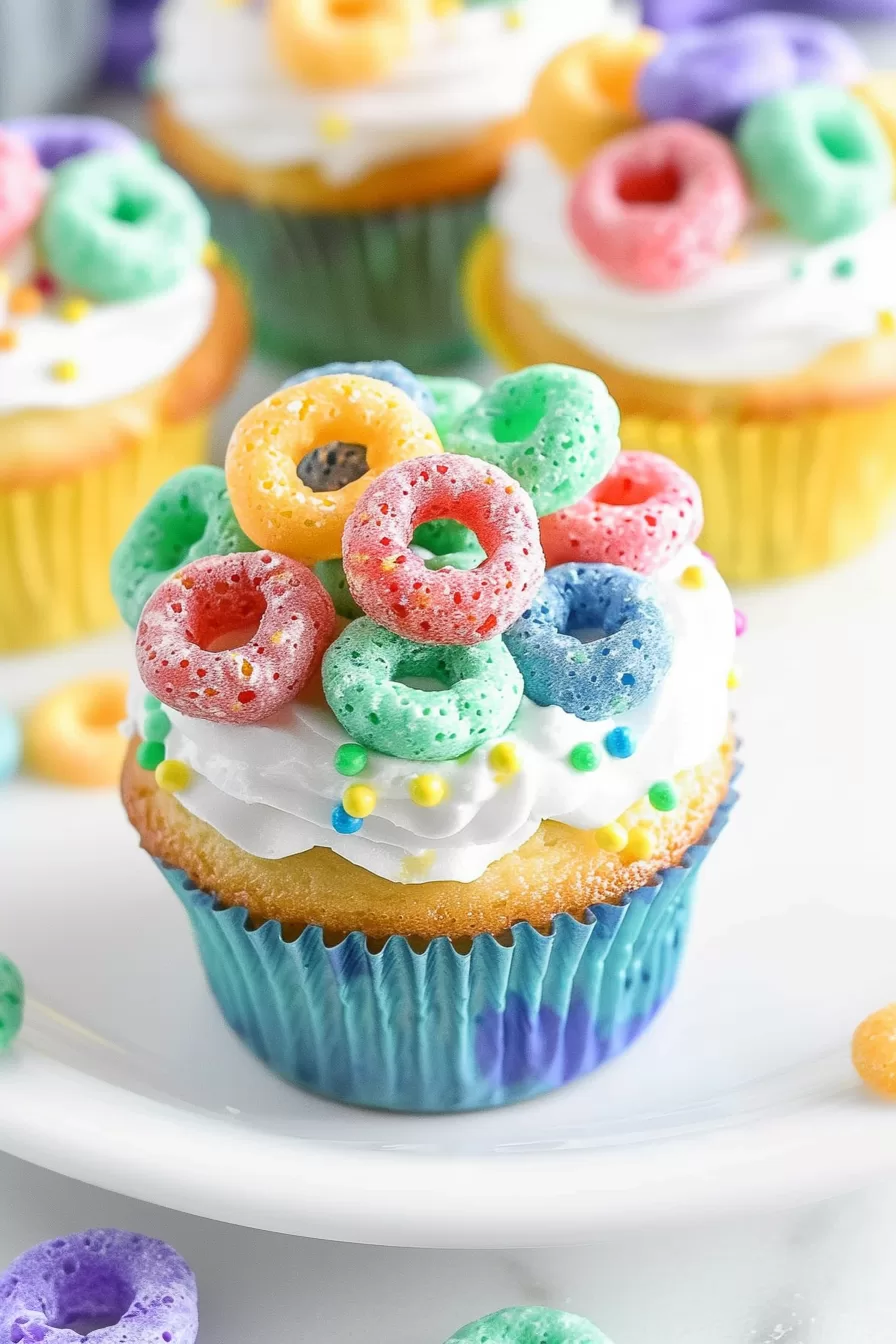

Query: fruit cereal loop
left=540, top=451, right=703, bottom=573
left=342, top=453, right=544, bottom=645
left=136, top=551, right=335, bottom=724
left=269, top=0, right=415, bottom=89
left=569, top=120, right=749, bottom=291
left=0, top=129, right=43, bottom=254
left=225, top=374, right=440, bottom=566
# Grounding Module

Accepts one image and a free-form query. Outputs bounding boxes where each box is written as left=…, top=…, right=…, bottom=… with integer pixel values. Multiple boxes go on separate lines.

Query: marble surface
left=3, top=1149, right=896, bottom=1344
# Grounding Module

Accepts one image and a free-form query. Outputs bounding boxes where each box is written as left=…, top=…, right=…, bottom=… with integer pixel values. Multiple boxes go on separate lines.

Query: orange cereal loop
left=225, top=373, right=440, bottom=565
left=852, top=1002, right=896, bottom=1098
left=23, top=674, right=129, bottom=788
left=528, top=34, right=653, bottom=173
left=269, top=0, right=415, bottom=89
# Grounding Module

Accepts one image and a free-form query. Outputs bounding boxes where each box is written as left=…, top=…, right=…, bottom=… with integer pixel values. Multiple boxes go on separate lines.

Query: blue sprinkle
left=332, top=803, right=363, bottom=835
left=604, top=726, right=635, bottom=759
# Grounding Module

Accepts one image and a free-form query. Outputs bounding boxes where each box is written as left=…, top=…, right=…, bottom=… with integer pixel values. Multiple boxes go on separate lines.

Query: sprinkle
left=0, top=329, right=18, bottom=351
left=595, top=822, right=627, bottom=853
left=833, top=256, right=855, bottom=279
left=334, top=742, right=368, bottom=777
left=202, top=240, right=222, bottom=268
left=431, top=0, right=462, bottom=14
left=136, top=739, right=165, bottom=771
left=143, top=709, right=171, bottom=743
left=33, top=271, right=57, bottom=297
left=790, top=260, right=805, bottom=280
left=399, top=849, right=436, bottom=881
left=648, top=780, right=678, bottom=812
left=679, top=564, right=705, bottom=589
left=9, top=285, right=42, bottom=316
left=155, top=758, right=191, bottom=792
left=408, top=773, right=448, bottom=807
left=604, top=726, right=635, bottom=759
left=852, top=1002, right=896, bottom=1098
left=878, top=310, right=896, bottom=336
left=734, top=608, right=747, bottom=638
left=342, top=783, right=377, bottom=818
left=569, top=742, right=600, bottom=772
left=503, top=6, right=524, bottom=26
left=726, top=666, right=741, bottom=690
left=318, top=111, right=351, bottom=144
left=332, top=802, right=363, bottom=835
left=488, top=741, right=520, bottom=777
left=51, top=359, right=79, bottom=382
left=60, top=296, right=92, bottom=323
left=624, top=825, right=654, bottom=862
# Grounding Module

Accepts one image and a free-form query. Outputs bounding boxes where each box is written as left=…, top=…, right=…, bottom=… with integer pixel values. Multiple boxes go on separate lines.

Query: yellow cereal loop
left=269, top=0, right=416, bottom=90
left=852, top=1002, right=896, bottom=1098
left=528, top=34, right=652, bottom=173
left=23, top=674, right=128, bottom=788
left=225, top=373, right=440, bottom=565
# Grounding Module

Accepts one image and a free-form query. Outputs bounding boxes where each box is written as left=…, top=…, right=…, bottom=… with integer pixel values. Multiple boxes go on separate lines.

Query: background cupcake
left=150, top=0, right=603, bottom=368
left=0, top=116, right=249, bottom=652
left=467, top=18, right=896, bottom=582
left=114, top=363, right=739, bottom=1112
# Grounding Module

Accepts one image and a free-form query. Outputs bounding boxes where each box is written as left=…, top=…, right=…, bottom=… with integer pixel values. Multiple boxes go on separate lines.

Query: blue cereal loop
left=503, top=563, right=673, bottom=721
left=279, top=360, right=436, bottom=416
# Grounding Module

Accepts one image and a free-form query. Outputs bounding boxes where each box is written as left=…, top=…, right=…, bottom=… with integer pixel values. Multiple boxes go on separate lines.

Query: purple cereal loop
left=1, top=116, right=141, bottom=170
left=0, top=1229, right=198, bottom=1344
left=643, top=0, right=896, bottom=31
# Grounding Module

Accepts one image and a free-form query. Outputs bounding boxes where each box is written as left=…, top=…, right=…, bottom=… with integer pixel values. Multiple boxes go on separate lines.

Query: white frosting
left=492, top=140, right=896, bottom=383
left=131, top=545, right=734, bottom=885
left=154, top=0, right=601, bottom=184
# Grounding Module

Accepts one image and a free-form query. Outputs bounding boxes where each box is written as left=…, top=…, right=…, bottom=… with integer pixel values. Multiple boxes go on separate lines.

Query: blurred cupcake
left=150, top=0, right=603, bottom=368
left=467, top=18, right=896, bottom=582
left=0, top=0, right=107, bottom=118
left=0, top=115, right=249, bottom=652
left=115, top=362, right=739, bottom=1112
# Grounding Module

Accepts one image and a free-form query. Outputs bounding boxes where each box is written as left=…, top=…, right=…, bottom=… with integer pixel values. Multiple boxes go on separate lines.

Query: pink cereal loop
left=0, top=130, right=44, bottom=255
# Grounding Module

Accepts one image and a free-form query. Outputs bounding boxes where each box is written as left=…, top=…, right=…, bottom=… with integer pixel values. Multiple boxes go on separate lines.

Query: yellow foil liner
left=465, top=230, right=896, bottom=584
left=0, top=415, right=208, bottom=652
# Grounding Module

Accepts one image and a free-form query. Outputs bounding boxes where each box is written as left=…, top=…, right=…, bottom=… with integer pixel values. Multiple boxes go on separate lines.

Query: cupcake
left=0, top=1, right=107, bottom=118
left=149, top=0, right=603, bottom=368
left=466, top=18, right=896, bottom=582
left=0, top=115, right=249, bottom=653
left=115, top=362, right=739, bottom=1113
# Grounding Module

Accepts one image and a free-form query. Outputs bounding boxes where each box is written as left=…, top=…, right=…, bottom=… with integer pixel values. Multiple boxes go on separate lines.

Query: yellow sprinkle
left=624, top=825, right=654, bottom=863
left=878, top=309, right=896, bottom=336
left=155, top=759, right=192, bottom=793
left=399, top=849, right=437, bottom=881
left=430, top=0, right=462, bottom=14
left=60, top=296, right=91, bottom=323
left=488, top=741, right=520, bottom=776
left=318, top=111, right=351, bottom=144
left=343, top=783, right=377, bottom=818
left=409, top=773, right=448, bottom=807
left=679, top=564, right=705, bottom=589
left=202, top=240, right=222, bottom=268
left=51, top=359, right=78, bottom=382
left=727, top=666, right=741, bottom=690
left=503, top=6, right=524, bottom=27
left=595, top=822, right=627, bottom=853
left=0, top=329, right=18, bottom=351
left=9, top=284, right=42, bottom=316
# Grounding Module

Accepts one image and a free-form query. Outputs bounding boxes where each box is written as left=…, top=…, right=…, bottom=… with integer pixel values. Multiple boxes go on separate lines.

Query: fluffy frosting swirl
left=130, top=545, right=734, bottom=884
left=491, top=139, right=896, bottom=383
left=155, top=0, right=601, bottom=184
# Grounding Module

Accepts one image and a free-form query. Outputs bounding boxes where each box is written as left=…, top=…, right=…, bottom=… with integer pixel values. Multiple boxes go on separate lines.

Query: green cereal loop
left=315, top=558, right=364, bottom=621
left=322, top=618, right=523, bottom=762
left=423, top=549, right=484, bottom=571
left=41, top=149, right=210, bottom=301
left=418, top=374, right=482, bottom=439
left=413, top=516, right=483, bottom=559
left=448, top=364, right=620, bottom=516
left=445, top=1309, right=614, bottom=1344
left=111, top=465, right=256, bottom=629
left=736, top=84, right=893, bottom=243
left=0, top=954, right=24, bottom=1052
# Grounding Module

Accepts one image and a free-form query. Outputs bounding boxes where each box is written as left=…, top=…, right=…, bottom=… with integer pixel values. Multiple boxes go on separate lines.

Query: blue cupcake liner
left=159, top=773, right=738, bottom=1113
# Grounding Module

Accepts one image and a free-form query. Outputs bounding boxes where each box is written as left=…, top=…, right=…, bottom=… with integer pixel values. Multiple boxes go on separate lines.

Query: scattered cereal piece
left=24, top=675, right=128, bottom=788
left=853, top=1003, right=896, bottom=1098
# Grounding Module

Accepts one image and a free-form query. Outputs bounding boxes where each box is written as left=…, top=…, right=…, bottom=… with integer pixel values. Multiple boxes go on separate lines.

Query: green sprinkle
left=136, top=739, right=166, bottom=771
left=790, top=260, right=805, bottom=280
left=143, top=709, right=171, bottom=743
left=143, top=694, right=161, bottom=711
left=648, top=781, right=678, bottom=812
left=334, top=742, right=368, bottom=777
left=569, top=742, right=600, bottom=772
left=833, top=256, right=855, bottom=278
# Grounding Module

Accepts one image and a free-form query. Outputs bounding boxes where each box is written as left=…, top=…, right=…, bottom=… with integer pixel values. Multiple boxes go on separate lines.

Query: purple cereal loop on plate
left=1, top=116, right=141, bottom=170
left=0, top=1229, right=198, bottom=1344
left=643, top=0, right=896, bottom=31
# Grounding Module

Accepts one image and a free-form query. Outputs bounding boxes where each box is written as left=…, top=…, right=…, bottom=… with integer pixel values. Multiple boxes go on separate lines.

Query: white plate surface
left=0, top=531, right=894, bottom=1248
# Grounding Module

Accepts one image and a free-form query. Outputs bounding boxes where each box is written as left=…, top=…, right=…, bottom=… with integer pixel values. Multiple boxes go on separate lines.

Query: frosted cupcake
left=114, top=361, right=739, bottom=1112
left=0, top=115, right=249, bottom=652
left=467, top=18, right=896, bottom=582
left=150, top=0, right=602, bottom=367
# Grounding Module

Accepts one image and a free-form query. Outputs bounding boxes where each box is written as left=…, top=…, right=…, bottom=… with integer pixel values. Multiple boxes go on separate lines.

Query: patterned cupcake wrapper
left=0, top=413, right=208, bottom=652
left=200, top=189, right=485, bottom=369
left=159, top=774, right=738, bottom=1113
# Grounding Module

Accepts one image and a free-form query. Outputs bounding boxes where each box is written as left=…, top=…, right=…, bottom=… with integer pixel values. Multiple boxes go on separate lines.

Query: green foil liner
left=200, top=188, right=487, bottom=368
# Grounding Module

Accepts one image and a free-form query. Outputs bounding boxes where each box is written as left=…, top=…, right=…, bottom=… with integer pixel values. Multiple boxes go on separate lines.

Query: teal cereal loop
left=111, top=465, right=256, bottom=629
left=322, top=618, right=523, bottom=762
left=736, top=84, right=893, bottom=243
left=445, top=1309, right=614, bottom=1344
left=418, top=375, right=482, bottom=439
left=0, top=954, right=24, bottom=1052
left=41, top=149, right=210, bottom=301
left=447, top=364, right=620, bottom=516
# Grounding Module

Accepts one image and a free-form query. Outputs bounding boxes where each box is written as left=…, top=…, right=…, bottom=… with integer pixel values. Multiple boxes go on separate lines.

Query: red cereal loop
left=540, top=450, right=703, bottom=573
left=342, top=453, right=545, bottom=645
left=136, top=551, right=335, bottom=723
left=0, top=130, right=44, bottom=255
